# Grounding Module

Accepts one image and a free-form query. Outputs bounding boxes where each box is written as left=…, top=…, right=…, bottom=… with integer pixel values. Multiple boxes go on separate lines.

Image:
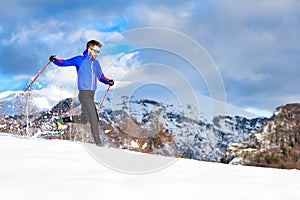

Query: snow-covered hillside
left=0, top=133, right=299, bottom=200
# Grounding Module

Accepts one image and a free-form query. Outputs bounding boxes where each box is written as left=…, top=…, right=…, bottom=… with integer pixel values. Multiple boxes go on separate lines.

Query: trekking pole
left=23, top=60, right=52, bottom=136
left=24, top=60, right=52, bottom=92
left=25, top=92, right=30, bottom=136
left=98, top=85, right=111, bottom=113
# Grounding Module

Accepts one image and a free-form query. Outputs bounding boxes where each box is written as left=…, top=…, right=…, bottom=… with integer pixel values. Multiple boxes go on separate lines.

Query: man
left=49, top=40, right=114, bottom=146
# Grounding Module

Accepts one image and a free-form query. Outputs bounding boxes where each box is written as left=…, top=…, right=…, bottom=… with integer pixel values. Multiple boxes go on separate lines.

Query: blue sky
left=0, top=0, right=299, bottom=117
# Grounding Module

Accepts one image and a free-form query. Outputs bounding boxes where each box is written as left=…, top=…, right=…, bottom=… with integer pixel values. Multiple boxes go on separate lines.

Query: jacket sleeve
left=100, top=75, right=110, bottom=84
left=53, top=56, right=81, bottom=68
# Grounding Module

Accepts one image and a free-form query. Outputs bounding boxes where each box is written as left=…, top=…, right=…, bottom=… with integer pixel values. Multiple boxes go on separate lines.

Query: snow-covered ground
left=1, top=133, right=299, bottom=200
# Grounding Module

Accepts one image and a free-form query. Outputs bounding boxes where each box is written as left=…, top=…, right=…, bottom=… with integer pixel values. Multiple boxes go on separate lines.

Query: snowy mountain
left=97, top=96, right=267, bottom=162
left=223, top=103, right=300, bottom=169
left=0, top=90, right=267, bottom=162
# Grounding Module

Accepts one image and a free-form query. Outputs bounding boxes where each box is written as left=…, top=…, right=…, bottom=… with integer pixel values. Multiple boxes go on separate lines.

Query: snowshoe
left=54, top=117, right=67, bottom=134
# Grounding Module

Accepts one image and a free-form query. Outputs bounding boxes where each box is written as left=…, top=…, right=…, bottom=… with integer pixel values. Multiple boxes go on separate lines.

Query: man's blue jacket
left=53, top=50, right=109, bottom=91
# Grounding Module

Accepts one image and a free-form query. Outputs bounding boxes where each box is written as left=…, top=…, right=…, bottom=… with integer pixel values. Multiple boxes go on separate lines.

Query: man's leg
left=78, top=90, right=101, bottom=145
left=60, top=115, right=81, bottom=123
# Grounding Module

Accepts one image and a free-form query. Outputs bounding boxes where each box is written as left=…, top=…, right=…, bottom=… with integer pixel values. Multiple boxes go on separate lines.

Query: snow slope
left=0, top=133, right=299, bottom=200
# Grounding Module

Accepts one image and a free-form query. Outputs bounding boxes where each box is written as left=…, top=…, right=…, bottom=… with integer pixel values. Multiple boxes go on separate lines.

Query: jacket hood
left=83, top=50, right=91, bottom=59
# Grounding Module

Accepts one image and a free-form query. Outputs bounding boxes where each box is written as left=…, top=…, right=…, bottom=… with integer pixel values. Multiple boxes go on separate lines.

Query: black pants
left=61, top=90, right=101, bottom=145
left=77, top=90, right=101, bottom=145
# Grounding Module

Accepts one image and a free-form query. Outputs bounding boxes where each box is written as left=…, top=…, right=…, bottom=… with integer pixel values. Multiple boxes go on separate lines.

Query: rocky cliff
left=222, top=103, right=300, bottom=169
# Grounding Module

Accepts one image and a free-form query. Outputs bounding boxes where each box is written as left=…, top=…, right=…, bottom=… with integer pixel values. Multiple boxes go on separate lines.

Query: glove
left=108, top=79, right=114, bottom=86
left=49, top=55, right=56, bottom=62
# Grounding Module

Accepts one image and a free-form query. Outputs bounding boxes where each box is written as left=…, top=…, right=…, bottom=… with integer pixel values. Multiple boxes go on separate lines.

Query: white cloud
left=2, top=20, right=63, bottom=45
left=211, top=0, right=300, bottom=19
left=126, top=2, right=195, bottom=29
left=13, top=74, right=32, bottom=81
left=100, top=51, right=141, bottom=81
left=268, top=94, right=300, bottom=109
left=245, top=107, right=273, bottom=118
left=223, top=68, right=271, bottom=82
left=66, top=29, right=122, bottom=45
left=24, top=86, right=75, bottom=111
left=45, top=65, right=77, bottom=88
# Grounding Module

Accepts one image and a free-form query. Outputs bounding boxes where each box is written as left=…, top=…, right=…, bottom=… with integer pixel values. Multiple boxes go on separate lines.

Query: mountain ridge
left=222, top=103, right=300, bottom=169
left=0, top=91, right=268, bottom=162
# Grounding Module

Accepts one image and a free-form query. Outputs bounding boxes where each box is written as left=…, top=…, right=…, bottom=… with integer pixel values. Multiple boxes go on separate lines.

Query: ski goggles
left=90, top=48, right=100, bottom=54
